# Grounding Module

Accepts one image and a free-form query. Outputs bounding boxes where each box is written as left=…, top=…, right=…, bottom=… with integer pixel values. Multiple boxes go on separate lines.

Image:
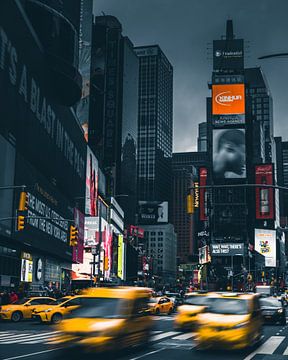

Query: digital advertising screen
left=213, top=128, right=246, bottom=180
left=255, top=229, right=276, bottom=267
left=255, top=164, right=275, bottom=220
left=85, top=147, right=99, bottom=216
left=212, top=84, right=245, bottom=115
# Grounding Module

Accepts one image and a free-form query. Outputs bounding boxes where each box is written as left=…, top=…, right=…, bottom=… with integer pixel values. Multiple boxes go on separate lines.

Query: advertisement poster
left=255, top=165, right=274, bottom=220
left=199, top=245, right=211, bottom=264
left=213, top=39, right=244, bottom=71
left=199, top=168, right=208, bottom=221
left=255, top=229, right=276, bottom=267
left=210, top=243, right=244, bottom=256
left=212, top=84, right=245, bottom=115
left=213, top=128, right=246, bottom=179
left=85, top=147, right=99, bottom=216
left=117, top=235, right=124, bottom=280
left=72, top=208, right=85, bottom=264
left=138, top=201, right=168, bottom=224
left=103, top=223, right=112, bottom=280
left=21, top=259, right=33, bottom=282
left=72, top=251, right=93, bottom=281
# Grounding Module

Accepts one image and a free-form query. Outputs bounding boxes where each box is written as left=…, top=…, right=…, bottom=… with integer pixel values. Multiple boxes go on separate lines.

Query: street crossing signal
left=187, top=194, right=194, bottom=214
left=17, top=215, right=25, bottom=231
left=18, top=191, right=28, bottom=211
left=69, top=225, right=78, bottom=246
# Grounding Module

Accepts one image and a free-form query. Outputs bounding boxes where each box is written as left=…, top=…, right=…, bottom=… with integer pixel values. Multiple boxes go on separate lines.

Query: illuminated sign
left=199, top=168, right=208, bottom=221
left=117, top=235, right=124, bottom=280
left=255, top=229, right=276, bottom=267
left=212, top=84, right=245, bottom=115
left=255, top=164, right=274, bottom=220
left=194, top=182, right=199, bottom=208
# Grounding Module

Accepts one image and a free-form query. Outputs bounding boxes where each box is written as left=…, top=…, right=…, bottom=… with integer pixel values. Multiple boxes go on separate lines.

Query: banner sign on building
left=194, top=182, right=200, bottom=208
left=255, top=229, right=276, bottom=267
left=199, top=245, right=211, bottom=264
left=85, top=147, right=98, bottom=216
left=199, top=168, right=208, bottom=221
left=117, top=235, right=124, bottom=280
left=213, top=128, right=246, bottom=180
left=212, top=84, right=245, bottom=116
left=138, top=201, right=168, bottom=225
left=255, top=164, right=275, bottom=220
left=73, top=208, right=85, bottom=264
left=21, top=252, right=33, bottom=282
left=211, top=243, right=244, bottom=256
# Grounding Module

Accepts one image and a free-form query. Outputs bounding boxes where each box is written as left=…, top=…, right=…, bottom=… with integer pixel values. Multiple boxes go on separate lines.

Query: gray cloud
left=94, top=0, right=288, bottom=151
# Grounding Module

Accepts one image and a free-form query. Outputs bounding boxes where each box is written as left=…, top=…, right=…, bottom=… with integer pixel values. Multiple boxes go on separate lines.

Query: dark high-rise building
left=245, top=67, right=273, bottom=163
left=134, top=45, right=173, bottom=204
left=172, top=153, right=196, bottom=264
left=89, top=16, right=139, bottom=226
left=275, top=137, right=288, bottom=225
left=197, top=122, right=207, bottom=152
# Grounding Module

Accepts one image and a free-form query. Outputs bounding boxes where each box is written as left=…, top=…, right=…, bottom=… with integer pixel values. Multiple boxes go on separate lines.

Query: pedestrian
left=9, top=291, right=18, bottom=303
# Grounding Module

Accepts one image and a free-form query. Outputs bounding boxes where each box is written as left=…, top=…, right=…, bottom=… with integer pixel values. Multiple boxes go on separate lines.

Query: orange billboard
left=212, top=84, right=245, bottom=115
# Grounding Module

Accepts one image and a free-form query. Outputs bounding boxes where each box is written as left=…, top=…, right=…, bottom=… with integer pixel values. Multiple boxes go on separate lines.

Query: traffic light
left=187, top=194, right=194, bottom=214
left=18, top=191, right=28, bottom=211
left=69, top=225, right=78, bottom=246
left=17, top=215, right=25, bottom=231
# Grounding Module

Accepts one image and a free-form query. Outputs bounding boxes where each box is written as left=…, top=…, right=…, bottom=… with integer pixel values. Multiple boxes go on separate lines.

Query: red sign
left=255, top=164, right=274, bottom=220
left=129, top=225, right=144, bottom=239
left=73, top=208, right=85, bottom=263
left=199, top=168, right=208, bottom=221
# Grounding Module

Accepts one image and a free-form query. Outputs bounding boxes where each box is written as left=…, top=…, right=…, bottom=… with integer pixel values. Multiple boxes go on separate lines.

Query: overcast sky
left=94, top=0, right=288, bottom=152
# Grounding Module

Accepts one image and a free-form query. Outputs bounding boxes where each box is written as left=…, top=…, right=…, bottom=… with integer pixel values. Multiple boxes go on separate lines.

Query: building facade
left=197, top=122, right=207, bottom=152
left=134, top=45, right=173, bottom=205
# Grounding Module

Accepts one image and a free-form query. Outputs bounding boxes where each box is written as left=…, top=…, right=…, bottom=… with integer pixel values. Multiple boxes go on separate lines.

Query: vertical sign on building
left=85, top=147, right=99, bottom=216
left=199, top=168, right=208, bottom=221
left=255, top=164, right=274, bottom=220
left=117, top=234, right=124, bottom=280
left=73, top=208, right=85, bottom=264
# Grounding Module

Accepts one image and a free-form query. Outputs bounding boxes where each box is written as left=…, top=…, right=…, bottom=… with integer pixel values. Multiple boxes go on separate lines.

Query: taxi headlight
left=277, top=308, right=283, bottom=314
left=233, top=322, right=249, bottom=329
left=44, top=308, right=53, bottom=313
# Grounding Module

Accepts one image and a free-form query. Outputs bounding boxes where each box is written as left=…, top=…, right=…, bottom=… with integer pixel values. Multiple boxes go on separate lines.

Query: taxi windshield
left=184, top=296, right=207, bottom=306
left=12, top=298, right=30, bottom=305
left=68, top=297, right=128, bottom=319
left=208, top=298, right=248, bottom=315
left=260, top=298, right=282, bottom=307
left=48, top=297, right=69, bottom=305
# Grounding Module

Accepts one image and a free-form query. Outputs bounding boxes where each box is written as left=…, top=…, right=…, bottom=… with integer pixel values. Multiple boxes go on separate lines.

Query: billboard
left=21, top=252, right=33, bottom=283
left=255, top=229, right=276, bottom=267
left=85, top=147, right=99, bottom=216
left=117, top=235, right=125, bottom=280
left=255, top=165, right=275, bottom=220
left=138, top=201, right=168, bottom=225
left=213, top=129, right=246, bottom=179
left=212, top=84, right=245, bottom=115
left=199, top=168, right=208, bottom=221
left=72, top=209, right=85, bottom=264
left=213, top=39, right=244, bottom=71
left=210, top=243, right=244, bottom=256
left=199, top=245, right=211, bottom=264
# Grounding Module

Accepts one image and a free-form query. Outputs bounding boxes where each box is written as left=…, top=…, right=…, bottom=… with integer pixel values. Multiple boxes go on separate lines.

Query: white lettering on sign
left=0, top=27, right=85, bottom=180
left=215, top=91, right=242, bottom=107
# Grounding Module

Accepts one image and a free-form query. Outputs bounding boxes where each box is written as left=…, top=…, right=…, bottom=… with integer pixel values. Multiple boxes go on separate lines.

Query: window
left=64, top=298, right=81, bottom=307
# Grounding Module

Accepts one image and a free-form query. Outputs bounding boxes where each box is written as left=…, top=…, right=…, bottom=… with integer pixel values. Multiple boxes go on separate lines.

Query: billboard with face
left=255, top=164, right=274, bottom=220
left=85, top=147, right=99, bottom=216
left=255, top=229, right=276, bottom=267
left=213, top=129, right=246, bottom=179
left=212, top=84, right=245, bottom=115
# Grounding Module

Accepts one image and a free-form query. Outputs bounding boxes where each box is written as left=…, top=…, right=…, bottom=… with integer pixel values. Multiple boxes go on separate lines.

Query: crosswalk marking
left=0, top=332, right=61, bottom=344
left=244, top=336, right=286, bottom=360
left=283, top=346, right=288, bottom=356
left=151, top=331, right=178, bottom=342
left=172, top=332, right=196, bottom=340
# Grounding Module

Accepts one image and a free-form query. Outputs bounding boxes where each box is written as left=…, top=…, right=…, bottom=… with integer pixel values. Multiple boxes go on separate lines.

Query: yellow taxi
left=32, top=296, right=81, bottom=324
left=0, top=297, right=56, bottom=322
left=51, top=287, right=153, bottom=354
left=174, top=291, right=208, bottom=330
left=147, top=296, right=174, bottom=315
left=196, top=292, right=263, bottom=350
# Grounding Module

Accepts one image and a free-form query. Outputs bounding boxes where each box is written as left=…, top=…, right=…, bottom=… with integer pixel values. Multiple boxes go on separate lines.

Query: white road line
left=172, top=332, right=196, bottom=340
left=128, top=348, right=165, bottom=360
left=0, top=334, right=31, bottom=342
left=15, top=334, right=63, bottom=345
left=151, top=331, right=179, bottom=342
left=0, top=333, right=15, bottom=338
left=283, top=345, right=288, bottom=355
left=243, top=336, right=285, bottom=360
left=1, top=347, right=64, bottom=360
left=0, top=332, right=60, bottom=344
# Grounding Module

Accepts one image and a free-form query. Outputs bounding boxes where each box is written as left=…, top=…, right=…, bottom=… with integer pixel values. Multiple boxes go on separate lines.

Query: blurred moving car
left=147, top=296, right=174, bottom=315
left=174, top=292, right=208, bottom=330
left=260, top=297, right=286, bottom=325
left=0, top=297, right=56, bottom=322
left=197, top=292, right=263, bottom=350
left=32, top=296, right=87, bottom=324
left=52, top=287, right=153, bottom=354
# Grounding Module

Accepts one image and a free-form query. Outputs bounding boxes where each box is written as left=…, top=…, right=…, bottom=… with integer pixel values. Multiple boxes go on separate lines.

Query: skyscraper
left=134, top=45, right=173, bottom=204
left=197, top=122, right=207, bottom=152
left=89, top=16, right=139, bottom=226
